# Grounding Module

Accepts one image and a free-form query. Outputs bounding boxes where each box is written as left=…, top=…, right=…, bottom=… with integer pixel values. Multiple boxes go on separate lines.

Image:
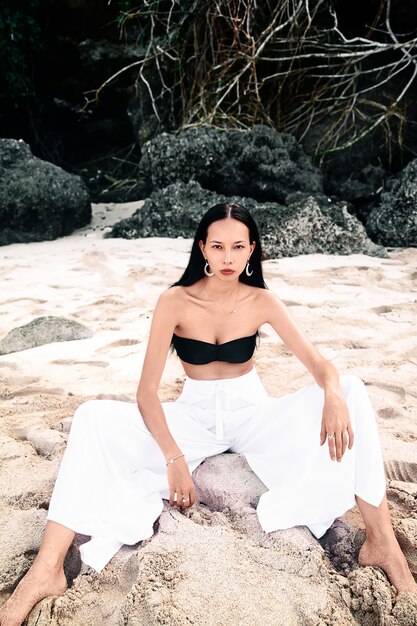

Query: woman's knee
left=70, top=399, right=105, bottom=431
left=339, top=373, right=365, bottom=395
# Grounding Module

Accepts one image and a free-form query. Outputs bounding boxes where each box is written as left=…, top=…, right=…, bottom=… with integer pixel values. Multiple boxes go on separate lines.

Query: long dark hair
left=170, top=202, right=268, bottom=289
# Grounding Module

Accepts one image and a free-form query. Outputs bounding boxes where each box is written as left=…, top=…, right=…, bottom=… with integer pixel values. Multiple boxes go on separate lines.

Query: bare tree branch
left=98, top=0, right=417, bottom=158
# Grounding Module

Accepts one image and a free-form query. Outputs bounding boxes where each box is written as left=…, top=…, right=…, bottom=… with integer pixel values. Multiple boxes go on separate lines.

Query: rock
left=193, top=452, right=267, bottom=512
left=138, top=125, right=323, bottom=202
left=325, top=163, right=386, bottom=223
left=52, top=417, right=74, bottom=434
left=0, top=316, right=93, bottom=355
left=0, top=139, right=91, bottom=245
left=260, top=195, right=386, bottom=258
left=138, top=126, right=228, bottom=197
left=366, top=159, right=417, bottom=247
left=192, top=452, right=326, bottom=579
left=106, top=180, right=221, bottom=239
left=320, top=516, right=364, bottom=575
left=221, top=125, right=324, bottom=203
left=326, top=164, right=385, bottom=205
left=304, top=120, right=388, bottom=198
left=23, top=427, right=66, bottom=459
left=106, top=180, right=386, bottom=258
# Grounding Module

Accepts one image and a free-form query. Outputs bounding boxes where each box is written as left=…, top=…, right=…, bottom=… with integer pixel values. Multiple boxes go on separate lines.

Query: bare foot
left=0, top=558, right=67, bottom=626
left=359, top=535, right=417, bottom=594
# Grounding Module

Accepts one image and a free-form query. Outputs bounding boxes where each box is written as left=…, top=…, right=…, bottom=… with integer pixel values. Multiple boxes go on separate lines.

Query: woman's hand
left=320, top=389, right=354, bottom=462
left=166, top=457, right=196, bottom=509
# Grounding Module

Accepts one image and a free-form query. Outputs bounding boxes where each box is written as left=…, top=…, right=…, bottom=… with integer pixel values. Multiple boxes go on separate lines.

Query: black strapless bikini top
left=172, top=332, right=258, bottom=365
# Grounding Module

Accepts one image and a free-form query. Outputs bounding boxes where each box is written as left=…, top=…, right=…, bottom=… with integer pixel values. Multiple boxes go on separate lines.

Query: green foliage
left=0, top=0, right=53, bottom=106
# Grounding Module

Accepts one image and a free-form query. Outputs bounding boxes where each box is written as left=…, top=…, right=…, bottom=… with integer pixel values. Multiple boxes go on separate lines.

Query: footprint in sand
left=393, top=432, right=417, bottom=443
left=5, top=386, right=67, bottom=399
left=95, top=339, right=140, bottom=354
left=0, top=436, right=27, bottom=462
left=6, top=489, right=50, bottom=511
left=2, top=297, right=48, bottom=305
left=368, top=381, right=407, bottom=402
left=384, top=459, right=417, bottom=483
left=51, top=359, right=109, bottom=368
left=81, top=250, right=135, bottom=289
left=344, top=340, right=368, bottom=350
left=378, top=407, right=402, bottom=420
left=372, top=305, right=392, bottom=314
left=372, top=303, right=416, bottom=325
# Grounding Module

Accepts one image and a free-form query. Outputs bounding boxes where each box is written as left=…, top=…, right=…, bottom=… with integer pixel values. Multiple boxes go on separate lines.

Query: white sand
left=0, top=201, right=416, bottom=625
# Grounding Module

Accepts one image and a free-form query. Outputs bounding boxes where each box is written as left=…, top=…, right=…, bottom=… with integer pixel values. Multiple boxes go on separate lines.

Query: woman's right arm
left=136, top=288, right=196, bottom=508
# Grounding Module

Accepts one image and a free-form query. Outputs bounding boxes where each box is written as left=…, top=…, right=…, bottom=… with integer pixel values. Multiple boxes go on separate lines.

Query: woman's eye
left=211, top=244, right=245, bottom=249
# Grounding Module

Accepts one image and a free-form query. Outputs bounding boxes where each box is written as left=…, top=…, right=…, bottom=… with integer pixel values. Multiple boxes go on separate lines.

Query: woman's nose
left=223, top=249, right=232, bottom=264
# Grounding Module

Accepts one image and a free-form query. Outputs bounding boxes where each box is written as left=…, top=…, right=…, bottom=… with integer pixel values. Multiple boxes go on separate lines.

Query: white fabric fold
left=79, top=537, right=124, bottom=573
left=47, top=368, right=386, bottom=571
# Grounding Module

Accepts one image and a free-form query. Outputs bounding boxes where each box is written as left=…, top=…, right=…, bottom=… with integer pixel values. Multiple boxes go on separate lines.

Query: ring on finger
left=182, top=497, right=190, bottom=502
left=327, top=433, right=336, bottom=439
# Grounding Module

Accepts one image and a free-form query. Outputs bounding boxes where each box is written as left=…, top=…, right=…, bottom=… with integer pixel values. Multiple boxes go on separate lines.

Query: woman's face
left=199, top=218, right=256, bottom=279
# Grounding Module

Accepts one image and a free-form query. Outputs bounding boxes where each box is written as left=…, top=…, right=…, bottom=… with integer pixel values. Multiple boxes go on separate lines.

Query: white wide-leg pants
left=47, top=368, right=386, bottom=572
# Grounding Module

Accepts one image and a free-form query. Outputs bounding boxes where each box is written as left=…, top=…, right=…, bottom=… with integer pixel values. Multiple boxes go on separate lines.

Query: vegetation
left=0, top=1, right=53, bottom=108
left=99, top=0, right=417, bottom=160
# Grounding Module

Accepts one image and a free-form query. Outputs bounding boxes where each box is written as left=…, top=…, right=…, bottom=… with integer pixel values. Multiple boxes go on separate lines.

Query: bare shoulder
left=252, top=287, right=287, bottom=323
left=156, top=285, right=183, bottom=307
left=158, top=285, right=178, bottom=298
left=153, top=285, right=193, bottom=325
left=251, top=286, right=281, bottom=306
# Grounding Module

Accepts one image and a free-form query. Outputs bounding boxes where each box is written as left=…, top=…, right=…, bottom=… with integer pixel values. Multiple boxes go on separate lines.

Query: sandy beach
left=0, top=201, right=416, bottom=625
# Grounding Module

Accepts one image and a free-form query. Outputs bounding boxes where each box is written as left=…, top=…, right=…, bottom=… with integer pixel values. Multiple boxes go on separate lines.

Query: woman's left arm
left=260, top=289, right=354, bottom=461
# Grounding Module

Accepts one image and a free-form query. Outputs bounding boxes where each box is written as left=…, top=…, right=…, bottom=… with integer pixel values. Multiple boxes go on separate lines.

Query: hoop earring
left=204, top=260, right=214, bottom=277
left=245, top=261, right=253, bottom=277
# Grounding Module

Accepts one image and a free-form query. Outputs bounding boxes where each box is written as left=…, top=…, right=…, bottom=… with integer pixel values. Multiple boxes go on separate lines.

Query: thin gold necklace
left=204, top=281, right=241, bottom=314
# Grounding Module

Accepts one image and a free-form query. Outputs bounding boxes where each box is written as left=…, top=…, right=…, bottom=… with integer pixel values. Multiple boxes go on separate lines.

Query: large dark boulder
left=267, top=196, right=386, bottom=258
left=324, top=163, right=386, bottom=223
left=0, top=139, right=91, bottom=245
left=221, top=126, right=323, bottom=204
left=138, top=125, right=323, bottom=203
left=107, top=180, right=221, bottom=240
left=366, top=159, right=417, bottom=247
left=106, top=180, right=385, bottom=259
left=138, top=127, right=228, bottom=197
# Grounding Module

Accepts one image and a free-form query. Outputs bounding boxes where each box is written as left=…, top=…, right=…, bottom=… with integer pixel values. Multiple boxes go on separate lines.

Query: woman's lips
left=220, top=269, right=235, bottom=275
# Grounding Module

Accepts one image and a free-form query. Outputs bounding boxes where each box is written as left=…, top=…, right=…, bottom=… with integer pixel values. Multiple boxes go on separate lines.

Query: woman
left=0, top=202, right=415, bottom=626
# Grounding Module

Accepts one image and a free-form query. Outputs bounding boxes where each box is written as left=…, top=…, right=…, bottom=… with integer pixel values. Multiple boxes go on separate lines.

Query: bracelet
left=166, top=453, right=184, bottom=466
